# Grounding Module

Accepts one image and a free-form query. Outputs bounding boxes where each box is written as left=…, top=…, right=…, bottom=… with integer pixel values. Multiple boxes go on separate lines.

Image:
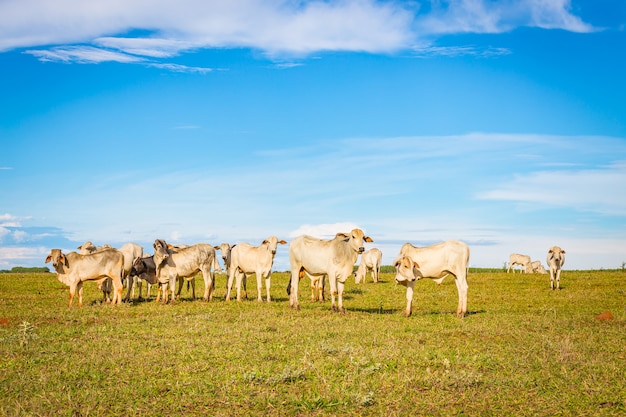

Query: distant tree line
left=0, top=267, right=50, bottom=273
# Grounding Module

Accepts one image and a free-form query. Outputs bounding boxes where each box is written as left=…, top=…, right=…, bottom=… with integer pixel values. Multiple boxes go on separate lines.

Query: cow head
left=393, top=256, right=421, bottom=286
left=77, top=241, right=97, bottom=254
left=346, top=228, right=373, bottom=254
left=153, top=239, right=170, bottom=266
left=45, top=249, right=68, bottom=270
left=130, top=256, right=146, bottom=276
left=263, top=236, right=288, bottom=255
left=547, top=246, right=566, bottom=267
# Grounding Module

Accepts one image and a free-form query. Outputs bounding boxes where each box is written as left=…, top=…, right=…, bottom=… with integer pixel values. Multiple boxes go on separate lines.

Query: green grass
left=1, top=270, right=625, bottom=416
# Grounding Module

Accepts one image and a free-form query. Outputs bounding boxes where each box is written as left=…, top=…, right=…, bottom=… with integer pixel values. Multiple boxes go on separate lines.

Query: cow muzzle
left=357, top=247, right=365, bottom=254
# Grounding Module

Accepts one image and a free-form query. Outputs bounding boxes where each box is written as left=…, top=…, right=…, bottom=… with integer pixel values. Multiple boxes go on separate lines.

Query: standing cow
left=288, top=228, right=373, bottom=313
left=507, top=253, right=531, bottom=273
left=153, top=239, right=217, bottom=302
left=393, top=240, right=470, bottom=317
left=225, top=236, right=287, bottom=302
left=547, top=246, right=566, bottom=290
left=45, top=248, right=125, bottom=307
left=354, top=248, right=382, bottom=283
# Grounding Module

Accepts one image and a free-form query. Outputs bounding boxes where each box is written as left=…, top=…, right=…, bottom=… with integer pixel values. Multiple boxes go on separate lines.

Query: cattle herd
left=44, top=228, right=566, bottom=316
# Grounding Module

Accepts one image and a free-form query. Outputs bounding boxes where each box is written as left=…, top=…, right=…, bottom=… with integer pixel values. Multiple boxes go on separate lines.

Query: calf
left=507, top=253, right=531, bottom=273
left=226, top=236, right=287, bottom=302
left=354, top=248, right=382, bottom=283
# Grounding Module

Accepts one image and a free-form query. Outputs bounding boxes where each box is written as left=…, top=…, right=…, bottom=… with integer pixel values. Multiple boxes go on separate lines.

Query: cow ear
left=561, top=250, right=566, bottom=254
left=262, top=240, right=269, bottom=245
left=214, top=245, right=220, bottom=250
left=548, top=249, right=553, bottom=254
left=279, top=240, right=287, bottom=245
left=62, top=254, right=69, bottom=267
left=364, top=236, right=373, bottom=243
left=412, top=261, right=420, bottom=269
left=45, top=255, right=52, bottom=264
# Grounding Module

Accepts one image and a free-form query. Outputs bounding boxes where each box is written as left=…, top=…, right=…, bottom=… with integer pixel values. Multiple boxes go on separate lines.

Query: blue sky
left=1, top=0, right=625, bottom=271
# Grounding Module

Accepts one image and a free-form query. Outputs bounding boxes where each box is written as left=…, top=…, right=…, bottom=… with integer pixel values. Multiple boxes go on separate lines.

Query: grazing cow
left=45, top=248, right=125, bottom=307
left=288, top=228, right=373, bottom=313
left=507, top=253, right=531, bottom=273
left=225, top=236, right=287, bottom=302
left=529, top=260, right=547, bottom=274
left=393, top=240, right=470, bottom=317
left=354, top=248, right=383, bottom=284
left=547, top=246, right=566, bottom=290
left=153, top=239, right=216, bottom=302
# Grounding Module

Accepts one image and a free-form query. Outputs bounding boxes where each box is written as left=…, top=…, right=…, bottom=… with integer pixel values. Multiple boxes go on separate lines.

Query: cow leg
left=320, top=276, right=326, bottom=301
left=190, top=277, right=196, bottom=300
left=68, top=282, right=77, bottom=307
left=264, top=273, right=271, bottom=303
left=242, top=274, right=248, bottom=299
left=329, top=276, right=338, bottom=312
left=550, top=270, right=555, bottom=290
left=336, top=281, right=345, bottom=314
left=168, top=275, right=176, bottom=304
left=405, top=281, right=415, bottom=317
left=124, top=275, right=134, bottom=302
left=111, top=277, right=123, bottom=305
left=201, top=270, right=213, bottom=302
left=454, top=275, right=468, bottom=317
left=225, top=271, right=236, bottom=301
left=235, top=270, right=245, bottom=302
left=289, top=269, right=301, bottom=310
left=556, top=269, right=561, bottom=290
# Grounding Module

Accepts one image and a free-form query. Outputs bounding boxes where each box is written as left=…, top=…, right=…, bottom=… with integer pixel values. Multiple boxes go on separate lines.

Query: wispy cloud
left=2, top=0, right=595, bottom=65
left=147, top=63, right=213, bottom=73
left=477, top=161, right=626, bottom=216
left=412, top=45, right=512, bottom=58
left=24, top=46, right=144, bottom=64
left=414, top=0, right=595, bottom=35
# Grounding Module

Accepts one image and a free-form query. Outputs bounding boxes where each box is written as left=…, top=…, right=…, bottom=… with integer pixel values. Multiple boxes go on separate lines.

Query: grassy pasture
left=0, top=270, right=625, bottom=416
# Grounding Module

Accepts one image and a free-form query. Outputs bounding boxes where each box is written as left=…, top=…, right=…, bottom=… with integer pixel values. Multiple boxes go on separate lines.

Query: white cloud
left=1, top=0, right=594, bottom=62
left=414, top=0, right=594, bottom=35
left=0, top=213, right=24, bottom=227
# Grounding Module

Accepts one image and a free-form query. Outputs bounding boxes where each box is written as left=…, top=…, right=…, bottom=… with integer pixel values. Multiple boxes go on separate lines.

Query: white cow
left=354, top=248, right=382, bottom=284
left=45, top=248, right=125, bottom=307
left=225, top=236, right=287, bottom=302
left=529, top=260, right=547, bottom=274
left=153, top=239, right=217, bottom=302
left=393, top=240, right=470, bottom=317
left=507, top=253, right=531, bottom=273
left=288, top=228, right=373, bottom=313
left=214, top=243, right=239, bottom=295
left=547, top=246, right=566, bottom=290
left=77, top=241, right=115, bottom=302
left=77, top=241, right=144, bottom=302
